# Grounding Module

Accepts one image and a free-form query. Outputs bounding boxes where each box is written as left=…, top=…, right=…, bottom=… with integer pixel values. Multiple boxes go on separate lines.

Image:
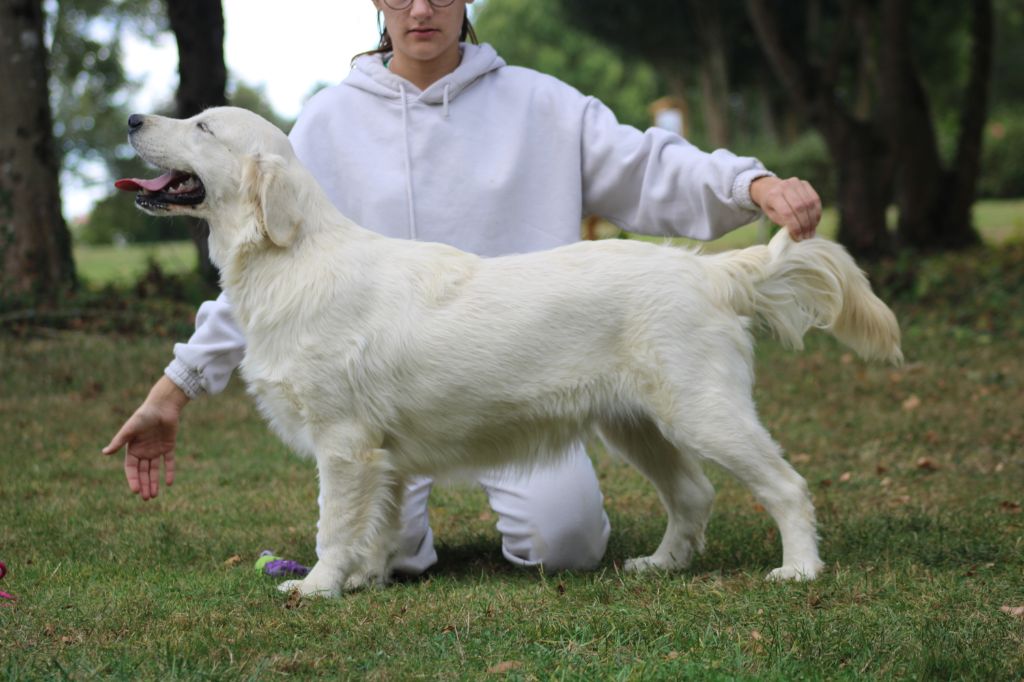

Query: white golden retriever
left=119, top=107, right=902, bottom=596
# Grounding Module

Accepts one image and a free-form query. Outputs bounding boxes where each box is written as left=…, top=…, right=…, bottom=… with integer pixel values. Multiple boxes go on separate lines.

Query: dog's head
left=116, top=106, right=306, bottom=266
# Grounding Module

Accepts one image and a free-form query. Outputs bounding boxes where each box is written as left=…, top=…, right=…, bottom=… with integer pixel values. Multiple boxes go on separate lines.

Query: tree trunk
left=876, top=0, right=945, bottom=250
left=933, top=0, right=991, bottom=250
left=0, top=0, right=76, bottom=300
left=166, top=0, right=227, bottom=288
left=747, top=0, right=892, bottom=257
left=825, top=117, right=893, bottom=258
left=690, top=1, right=731, bottom=148
left=877, top=0, right=987, bottom=251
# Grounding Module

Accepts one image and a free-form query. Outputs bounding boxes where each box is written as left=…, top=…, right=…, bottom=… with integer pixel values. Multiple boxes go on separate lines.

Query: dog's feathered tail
left=705, top=230, right=903, bottom=365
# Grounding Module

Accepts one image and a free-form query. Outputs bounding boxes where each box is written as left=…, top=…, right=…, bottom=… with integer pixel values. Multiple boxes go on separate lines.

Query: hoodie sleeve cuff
left=164, top=359, right=205, bottom=400
left=734, top=169, right=776, bottom=213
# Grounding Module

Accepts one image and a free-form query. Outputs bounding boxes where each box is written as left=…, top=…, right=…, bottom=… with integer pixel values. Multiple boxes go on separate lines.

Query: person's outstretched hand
left=102, top=376, right=190, bottom=501
left=749, top=175, right=822, bottom=241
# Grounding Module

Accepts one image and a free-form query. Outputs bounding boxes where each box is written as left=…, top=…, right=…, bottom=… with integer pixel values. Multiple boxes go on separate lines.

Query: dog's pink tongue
left=114, top=172, right=178, bottom=192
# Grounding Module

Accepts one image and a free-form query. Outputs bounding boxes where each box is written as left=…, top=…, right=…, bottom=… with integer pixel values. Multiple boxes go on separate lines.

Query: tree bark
left=166, top=0, right=227, bottom=288
left=0, top=0, right=77, bottom=300
left=690, top=1, right=731, bottom=147
left=747, top=0, right=893, bottom=258
left=936, top=0, right=991, bottom=250
left=877, top=0, right=946, bottom=249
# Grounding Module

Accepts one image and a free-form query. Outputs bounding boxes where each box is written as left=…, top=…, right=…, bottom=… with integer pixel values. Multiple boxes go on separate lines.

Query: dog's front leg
left=278, top=446, right=403, bottom=597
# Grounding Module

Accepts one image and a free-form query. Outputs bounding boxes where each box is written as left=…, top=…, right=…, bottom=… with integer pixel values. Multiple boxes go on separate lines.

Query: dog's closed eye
left=197, top=121, right=213, bottom=135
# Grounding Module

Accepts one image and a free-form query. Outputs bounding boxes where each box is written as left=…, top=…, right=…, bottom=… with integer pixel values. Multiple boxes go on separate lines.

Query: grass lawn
left=74, top=240, right=197, bottom=289
left=4, top=210, right=1023, bottom=678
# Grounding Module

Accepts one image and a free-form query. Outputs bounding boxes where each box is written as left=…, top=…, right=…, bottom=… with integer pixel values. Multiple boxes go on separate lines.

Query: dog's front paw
left=277, top=577, right=339, bottom=598
left=276, top=562, right=342, bottom=597
left=766, top=560, right=824, bottom=582
left=342, top=570, right=386, bottom=592
left=624, top=553, right=687, bottom=574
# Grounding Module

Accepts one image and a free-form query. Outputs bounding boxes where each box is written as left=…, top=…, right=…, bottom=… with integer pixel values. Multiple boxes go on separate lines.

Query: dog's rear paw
left=766, top=560, right=824, bottom=582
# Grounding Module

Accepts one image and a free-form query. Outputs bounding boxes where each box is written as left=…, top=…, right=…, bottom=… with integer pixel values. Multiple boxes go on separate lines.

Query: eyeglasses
left=381, top=0, right=457, bottom=9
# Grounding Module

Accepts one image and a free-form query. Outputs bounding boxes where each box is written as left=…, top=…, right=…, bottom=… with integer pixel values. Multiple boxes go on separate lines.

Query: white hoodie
left=166, top=43, right=772, bottom=398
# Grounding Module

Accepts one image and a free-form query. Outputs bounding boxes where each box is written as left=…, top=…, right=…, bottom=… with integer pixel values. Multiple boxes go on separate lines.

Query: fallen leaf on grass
left=487, top=661, right=523, bottom=674
left=839, top=472, right=853, bottom=483
left=282, top=590, right=302, bottom=610
left=664, top=651, right=681, bottom=661
left=916, top=457, right=940, bottom=472
left=223, top=555, right=242, bottom=567
left=999, top=501, right=1021, bottom=513
left=999, top=605, right=1024, bottom=618
left=902, top=394, right=921, bottom=411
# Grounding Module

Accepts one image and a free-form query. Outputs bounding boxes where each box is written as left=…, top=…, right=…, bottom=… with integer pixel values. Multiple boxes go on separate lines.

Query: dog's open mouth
left=115, top=170, right=206, bottom=210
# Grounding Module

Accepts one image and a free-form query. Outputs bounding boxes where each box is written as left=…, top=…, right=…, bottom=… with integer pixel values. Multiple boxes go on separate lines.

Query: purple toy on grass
left=254, top=550, right=310, bottom=577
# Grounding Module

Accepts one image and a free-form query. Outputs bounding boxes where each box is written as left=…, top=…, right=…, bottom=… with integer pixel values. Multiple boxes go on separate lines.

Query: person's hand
left=102, top=376, right=190, bottom=501
left=749, top=176, right=822, bottom=241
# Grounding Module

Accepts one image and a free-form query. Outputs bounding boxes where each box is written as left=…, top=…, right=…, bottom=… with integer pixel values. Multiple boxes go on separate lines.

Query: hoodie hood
left=347, top=42, right=506, bottom=105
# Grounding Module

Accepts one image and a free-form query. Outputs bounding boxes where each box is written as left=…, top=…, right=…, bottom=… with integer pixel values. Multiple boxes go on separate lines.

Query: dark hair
left=352, top=8, right=478, bottom=63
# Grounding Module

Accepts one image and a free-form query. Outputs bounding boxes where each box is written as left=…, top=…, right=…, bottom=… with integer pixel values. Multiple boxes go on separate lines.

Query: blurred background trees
left=2, top=0, right=1023, bottom=301
left=0, top=0, right=76, bottom=299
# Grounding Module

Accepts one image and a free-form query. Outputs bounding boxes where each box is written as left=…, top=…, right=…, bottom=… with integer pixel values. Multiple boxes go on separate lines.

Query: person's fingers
left=125, top=453, right=141, bottom=494
left=164, top=450, right=176, bottom=487
left=103, top=422, right=133, bottom=455
left=763, top=178, right=821, bottom=241
left=793, top=181, right=820, bottom=236
left=804, top=180, right=822, bottom=229
left=138, top=457, right=151, bottom=501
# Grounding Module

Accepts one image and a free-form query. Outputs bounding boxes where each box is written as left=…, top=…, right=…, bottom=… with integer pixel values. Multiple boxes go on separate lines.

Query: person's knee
left=486, top=447, right=611, bottom=571
left=533, top=511, right=610, bottom=571
left=501, top=504, right=610, bottom=571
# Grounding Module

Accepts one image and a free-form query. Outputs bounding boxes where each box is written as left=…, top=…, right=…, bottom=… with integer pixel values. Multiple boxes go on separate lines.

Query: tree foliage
left=557, top=0, right=762, bottom=148
left=48, top=0, right=166, bottom=181
left=748, top=0, right=992, bottom=256
left=473, top=0, right=661, bottom=131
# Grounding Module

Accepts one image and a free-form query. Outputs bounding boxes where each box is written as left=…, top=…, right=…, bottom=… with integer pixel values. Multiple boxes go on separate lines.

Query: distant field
left=74, top=239, right=197, bottom=288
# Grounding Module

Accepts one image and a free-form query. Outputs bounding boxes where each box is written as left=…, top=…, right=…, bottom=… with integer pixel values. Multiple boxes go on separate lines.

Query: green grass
left=74, top=240, right=197, bottom=288
left=5, top=224, right=1024, bottom=678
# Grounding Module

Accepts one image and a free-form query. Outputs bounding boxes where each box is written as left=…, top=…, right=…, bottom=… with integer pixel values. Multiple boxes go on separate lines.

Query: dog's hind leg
left=667, top=396, right=824, bottom=581
left=279, top=442, right=404, bottom=597
left=598, top=415, right=715, bottom=573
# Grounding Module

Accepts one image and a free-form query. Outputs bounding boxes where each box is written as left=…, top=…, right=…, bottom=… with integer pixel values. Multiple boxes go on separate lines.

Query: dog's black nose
left=128, top=114, right=145, bottom=132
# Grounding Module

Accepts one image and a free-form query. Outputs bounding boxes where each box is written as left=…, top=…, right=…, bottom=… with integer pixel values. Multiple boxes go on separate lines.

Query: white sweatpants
left=317, top=442, right=611, bottom=575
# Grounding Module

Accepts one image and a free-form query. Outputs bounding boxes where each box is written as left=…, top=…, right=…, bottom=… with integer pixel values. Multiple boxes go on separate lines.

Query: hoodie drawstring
left=442, top=83, right=451, bottom=119
left=398, top=84, right=417, bottom=240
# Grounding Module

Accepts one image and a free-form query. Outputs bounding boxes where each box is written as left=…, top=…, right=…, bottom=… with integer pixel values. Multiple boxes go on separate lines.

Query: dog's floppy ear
left=242, top=153, right=302, bottom=247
